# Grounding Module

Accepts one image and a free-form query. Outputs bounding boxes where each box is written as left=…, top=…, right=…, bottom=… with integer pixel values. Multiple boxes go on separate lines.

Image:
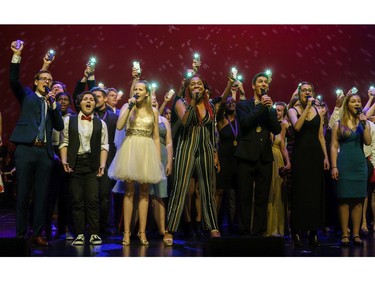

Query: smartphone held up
left=47, top=49, right=56, bottom=61
left=133, top=61, right=141, bottom=74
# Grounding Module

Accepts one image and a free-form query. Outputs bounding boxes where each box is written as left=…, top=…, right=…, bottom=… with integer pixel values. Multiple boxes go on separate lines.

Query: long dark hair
left=183, top=74, right=214, bottom=120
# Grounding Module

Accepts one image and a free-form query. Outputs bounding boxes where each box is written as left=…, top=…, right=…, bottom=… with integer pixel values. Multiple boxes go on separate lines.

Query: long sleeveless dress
left=267, top=134, right=285, bottom=236
left=217, top=118, right=241, bottom=190
left=290, top=107, right=325, bottom=231
left=108, top=113, right=165, bottom=184
left=150, top=119, right=168, bottom=198
left=336, top=124, right=367, bottom=198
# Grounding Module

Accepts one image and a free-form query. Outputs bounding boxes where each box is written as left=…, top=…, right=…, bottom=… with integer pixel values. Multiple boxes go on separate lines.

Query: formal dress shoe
left=292, top=232, right=302, bottom=248
left=163, top=232, right=173, bottom=246
left=309, top=236, right=320, bottom=247
left=340, top=236, right=350, bottom=247
left=210, top=230, right=221, bottom=238
left=122, top=232, right=131, bottom=246
left=353, top=236, right=364, bottom=246
left=308, top=231, right=320, bottom=247
left=137, top=232, right=149, bottom=246
left=32, top=236, right=48, bottom=246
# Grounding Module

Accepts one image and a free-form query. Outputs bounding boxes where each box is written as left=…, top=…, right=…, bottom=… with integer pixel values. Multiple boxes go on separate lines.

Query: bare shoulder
left=280, top=119, right=289, bottom=129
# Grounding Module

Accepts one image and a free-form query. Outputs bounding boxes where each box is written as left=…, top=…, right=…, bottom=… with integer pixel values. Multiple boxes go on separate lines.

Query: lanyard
left=96, top=110, right=108, bottom=120
left=225, top=116, right=238, bottom=146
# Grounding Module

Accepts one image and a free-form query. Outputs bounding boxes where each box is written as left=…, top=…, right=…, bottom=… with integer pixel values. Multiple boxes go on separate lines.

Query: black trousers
left=236, top=158, right=272, bottom=236
left=45, top=154, right=73, bottom=234
left=69, top=157, right=99, bottom=235
left=15, top=145, right=53, bottom=237
left=98, top=170, right=115, bottom=232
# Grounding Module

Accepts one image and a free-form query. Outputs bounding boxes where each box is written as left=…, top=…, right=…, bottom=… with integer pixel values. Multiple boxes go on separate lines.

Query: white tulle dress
left=108, top=113, right=165, bottom=184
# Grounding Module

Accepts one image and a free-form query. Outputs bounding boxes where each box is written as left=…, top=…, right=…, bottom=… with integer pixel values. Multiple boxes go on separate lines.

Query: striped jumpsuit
left=166, top=101, right=219, bottom=232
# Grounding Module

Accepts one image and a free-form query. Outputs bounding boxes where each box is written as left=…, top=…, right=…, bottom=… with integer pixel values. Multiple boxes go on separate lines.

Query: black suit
left=234, top=97, right=281, bottom=236
left=10, top=63, right=64, bottom=238
left=95, top=108, right=118, bottom=232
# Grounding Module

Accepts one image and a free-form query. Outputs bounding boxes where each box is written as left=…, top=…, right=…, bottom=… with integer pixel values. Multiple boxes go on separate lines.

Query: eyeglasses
left=38, top=77, right=53, bottom=82
left=300, top=88, right=313, bottom=93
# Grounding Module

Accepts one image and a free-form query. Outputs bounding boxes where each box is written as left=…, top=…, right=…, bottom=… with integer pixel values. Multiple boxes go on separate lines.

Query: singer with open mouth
left=234, top=72, right=281, bottom=237
left=287, top=82, right=330, bottom=247
left=163, top=74, right=221, bottom=246
left=9, top=40, right=64, bottom=247
left=331, top=92, right=371, bottom=247
left=108, top=76, right=165, bottom=247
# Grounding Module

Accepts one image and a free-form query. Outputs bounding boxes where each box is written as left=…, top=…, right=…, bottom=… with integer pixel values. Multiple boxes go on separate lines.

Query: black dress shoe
left=31, top=236, right=48, bottom=246
left=292, top=232, right=302, bottom=248
left=308, top=232, right=321, bottom=247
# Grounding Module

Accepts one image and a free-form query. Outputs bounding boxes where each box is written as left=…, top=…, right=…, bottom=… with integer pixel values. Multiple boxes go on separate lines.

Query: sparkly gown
left=266, top=134, right=285, bottom=236
left=108, top=112, right=165, bottom=184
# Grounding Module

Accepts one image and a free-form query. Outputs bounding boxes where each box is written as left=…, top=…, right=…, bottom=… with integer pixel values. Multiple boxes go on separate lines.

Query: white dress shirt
left=59, top=111, right=109, bottom=154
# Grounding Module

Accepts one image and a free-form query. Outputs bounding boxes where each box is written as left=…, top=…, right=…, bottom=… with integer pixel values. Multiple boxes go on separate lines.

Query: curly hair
left=75, top=91, right=98, bottom=111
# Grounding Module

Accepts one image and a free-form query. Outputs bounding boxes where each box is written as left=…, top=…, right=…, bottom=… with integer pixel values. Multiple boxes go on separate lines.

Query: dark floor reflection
left=1, top=208, right=375, bottom=257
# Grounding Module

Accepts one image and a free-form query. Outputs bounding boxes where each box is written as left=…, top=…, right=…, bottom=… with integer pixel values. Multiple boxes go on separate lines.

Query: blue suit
left=10, top=62, right=64, bottom=238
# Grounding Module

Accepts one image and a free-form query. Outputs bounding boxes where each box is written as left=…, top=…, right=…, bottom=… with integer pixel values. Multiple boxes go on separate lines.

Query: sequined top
left=126, top=113, right=154, bottom=138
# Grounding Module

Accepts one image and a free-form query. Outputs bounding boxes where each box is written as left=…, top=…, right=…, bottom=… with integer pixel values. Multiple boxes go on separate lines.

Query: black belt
left=32, top=140, right=47, bottom=148
left=77, top=153, right=91, bottom=159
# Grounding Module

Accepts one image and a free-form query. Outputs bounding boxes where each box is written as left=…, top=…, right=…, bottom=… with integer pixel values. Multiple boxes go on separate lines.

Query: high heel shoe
left=122, top=231, right=131, bottom=246
left=137, top=232, right=149, bottom=246
left=291, top=231, right=302, bottom=248
left=360, top=226, right=369, bottom=236
left=163, top=232, right=173, bottom=246
left=340, top=235, right=350, bottom=247
left=210, top=230, right=221, bottom=238
left=353, top=236, right=363, bottom=246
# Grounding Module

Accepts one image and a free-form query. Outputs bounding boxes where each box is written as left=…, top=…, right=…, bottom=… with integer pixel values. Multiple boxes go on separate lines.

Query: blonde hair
left=129, top=80, right=154, bottom=124
left=338, top=93, right=360, bottom=138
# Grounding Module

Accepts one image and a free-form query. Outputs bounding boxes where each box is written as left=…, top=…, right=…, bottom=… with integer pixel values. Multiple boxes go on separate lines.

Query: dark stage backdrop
left=1, top=24, right=375, bottom=145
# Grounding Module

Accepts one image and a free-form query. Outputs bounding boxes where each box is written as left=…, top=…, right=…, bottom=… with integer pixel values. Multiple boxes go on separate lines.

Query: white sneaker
left=89, top=234, right=102, bottom=245
left=71, top=234, right=85, bottom=246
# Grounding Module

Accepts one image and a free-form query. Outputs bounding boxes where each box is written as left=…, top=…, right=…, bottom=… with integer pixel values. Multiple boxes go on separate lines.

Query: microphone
left=193, top=89, right=202, bottom=100
left=306, top=95, right=315, bottom=106
left=128, top=93, right=139, bottom=110
left=356, top=108, right=367, bottom=128
left=44, top=86, right=55, bottom=104
left=261, top=88, right=271, bottom=109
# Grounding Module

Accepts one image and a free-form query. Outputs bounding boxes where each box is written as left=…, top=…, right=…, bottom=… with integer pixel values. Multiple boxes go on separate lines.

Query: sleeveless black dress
left=217, top=118, right=241, bottom=190
left=290, top=107, right=325, bottom=231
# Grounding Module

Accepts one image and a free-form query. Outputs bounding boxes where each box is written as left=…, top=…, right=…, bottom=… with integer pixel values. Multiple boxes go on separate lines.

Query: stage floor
left=1, top=208, right=375, bottom=257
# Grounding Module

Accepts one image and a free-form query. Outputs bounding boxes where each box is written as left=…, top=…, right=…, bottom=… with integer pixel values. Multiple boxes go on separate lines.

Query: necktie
left=37, top=97, right=46, bottom=141
left=81, top=115, right=92, bottom=122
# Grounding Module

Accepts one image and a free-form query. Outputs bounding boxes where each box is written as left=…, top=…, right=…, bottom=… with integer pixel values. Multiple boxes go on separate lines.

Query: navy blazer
left=234, top=97, right=281, bottom=163
left=9, top=63, right=64, bottom=159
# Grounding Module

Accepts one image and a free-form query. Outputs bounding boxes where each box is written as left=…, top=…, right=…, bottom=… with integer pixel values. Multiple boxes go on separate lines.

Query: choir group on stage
left=5, top=40, right=375, bottom=249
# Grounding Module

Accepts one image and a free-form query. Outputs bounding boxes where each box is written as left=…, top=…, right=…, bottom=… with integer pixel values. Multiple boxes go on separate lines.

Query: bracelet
left=331, top=167, right=337, bottom=169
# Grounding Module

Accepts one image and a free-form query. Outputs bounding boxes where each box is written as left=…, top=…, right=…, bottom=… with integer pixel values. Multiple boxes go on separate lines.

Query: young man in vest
left=59, top=91, right=109, bottom=245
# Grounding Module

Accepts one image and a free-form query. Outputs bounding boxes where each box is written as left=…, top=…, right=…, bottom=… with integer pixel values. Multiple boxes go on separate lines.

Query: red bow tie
left=81, top=115, right=92, bottom=121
